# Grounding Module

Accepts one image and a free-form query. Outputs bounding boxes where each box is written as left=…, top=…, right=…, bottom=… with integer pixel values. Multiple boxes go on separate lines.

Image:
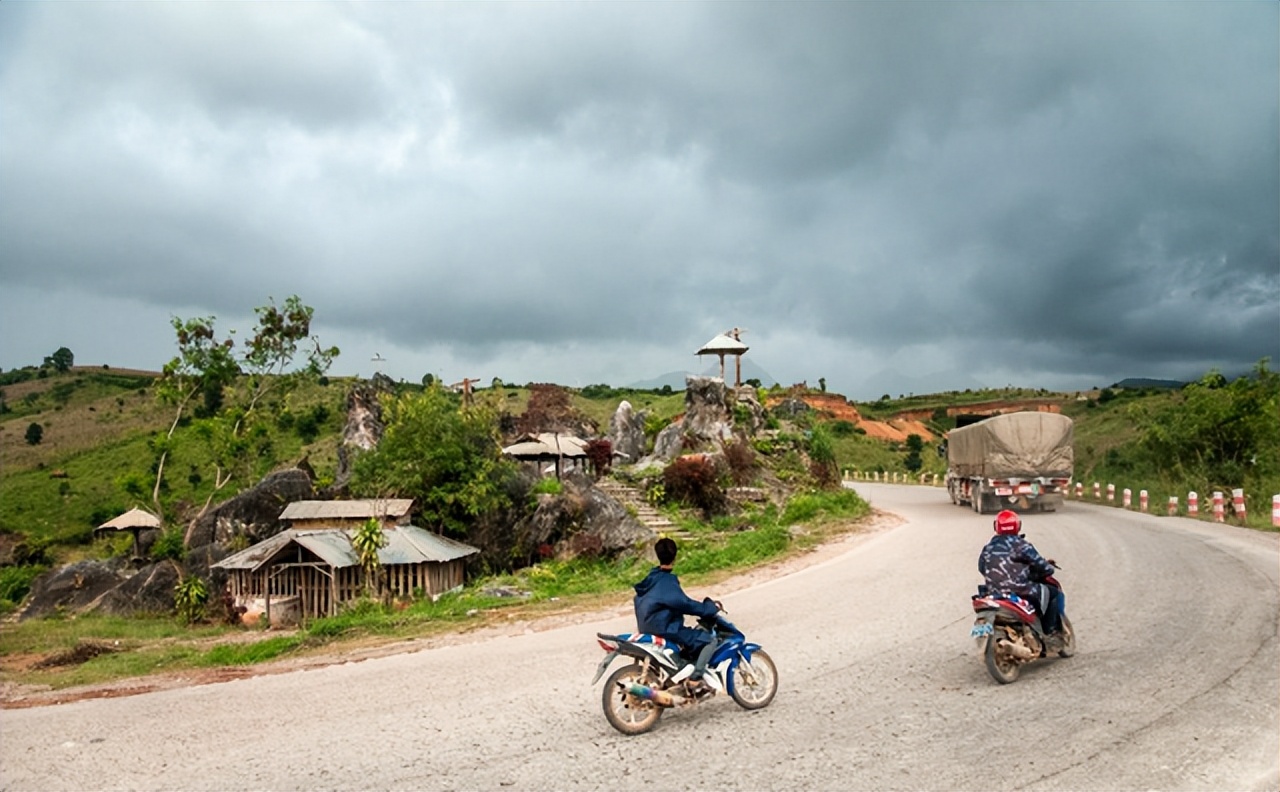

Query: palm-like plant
left=351, top=517, right=388, bottom=599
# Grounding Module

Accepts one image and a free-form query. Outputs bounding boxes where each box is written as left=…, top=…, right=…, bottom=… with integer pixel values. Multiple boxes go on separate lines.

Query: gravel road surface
left=3, top=483, right=1277, bottom=791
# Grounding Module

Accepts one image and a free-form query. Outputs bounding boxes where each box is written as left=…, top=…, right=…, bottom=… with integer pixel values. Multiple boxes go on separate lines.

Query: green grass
left=0, top=486, right=872, bottom=690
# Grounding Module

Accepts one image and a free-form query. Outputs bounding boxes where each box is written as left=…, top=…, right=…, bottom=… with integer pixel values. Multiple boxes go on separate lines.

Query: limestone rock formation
left=608, top=400, right=648, bottom=463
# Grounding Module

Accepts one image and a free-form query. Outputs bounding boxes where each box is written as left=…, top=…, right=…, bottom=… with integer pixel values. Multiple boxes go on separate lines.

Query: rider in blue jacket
left=634, top=537, right=721, bottom=686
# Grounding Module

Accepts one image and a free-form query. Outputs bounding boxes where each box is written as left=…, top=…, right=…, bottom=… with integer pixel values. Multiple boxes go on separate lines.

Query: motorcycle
left=970, top=567, right=1075, bottom=684
left=591, top=606, right=777, bottom=735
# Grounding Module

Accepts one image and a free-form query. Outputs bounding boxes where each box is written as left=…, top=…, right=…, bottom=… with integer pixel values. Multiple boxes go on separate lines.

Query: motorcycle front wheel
left=984, top=633, right=1021, bottom=684
left=729, top=649, right=778, bottom=710
left=602, top=664, right=663, bottom=735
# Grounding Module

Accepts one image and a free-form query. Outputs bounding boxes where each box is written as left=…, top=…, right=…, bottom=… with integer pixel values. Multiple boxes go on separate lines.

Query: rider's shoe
left=685, top=678, right=712, bottom=696
left=1044, top=632, right=1065, bottom=653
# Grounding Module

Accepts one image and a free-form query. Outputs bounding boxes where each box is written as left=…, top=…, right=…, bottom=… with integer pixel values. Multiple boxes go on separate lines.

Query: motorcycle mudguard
left=970, top=611, right=996, bottom=640
left=590, top=650, right=618, bottom=685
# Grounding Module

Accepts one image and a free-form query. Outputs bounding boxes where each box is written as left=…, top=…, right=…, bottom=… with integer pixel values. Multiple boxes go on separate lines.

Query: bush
left=663, top=455, right=726, bottom=516
left=584, top=438, right=613, bottom=476
left=0, top=565, right=46, bottom=609
left=150, top=527, right=185, bottom=561
left=174, top=576, right=209, bottom=624
left=24, top=423, right=43, bottom=445
left=722, top=438, right=756, bottom=486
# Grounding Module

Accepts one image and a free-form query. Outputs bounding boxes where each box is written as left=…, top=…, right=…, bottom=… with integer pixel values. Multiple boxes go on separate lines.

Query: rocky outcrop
left=185, top=468, right=315, bottom=550
left=512, top=470, right=651, bottom=561
left=608, top=400, right=648, bottom=463
left=93, top=561, right=182, bottom=617
left=645, top=376, right=751, bottom=464
left=18, top=558, right=131, bottom=620
left=334, top=377, right=392, bottom=489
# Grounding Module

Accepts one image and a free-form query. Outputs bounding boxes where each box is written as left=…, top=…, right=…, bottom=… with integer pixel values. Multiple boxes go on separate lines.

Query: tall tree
left=151, top=296, right=339, bottom=538
left=351, top=384, right=514, bottom=535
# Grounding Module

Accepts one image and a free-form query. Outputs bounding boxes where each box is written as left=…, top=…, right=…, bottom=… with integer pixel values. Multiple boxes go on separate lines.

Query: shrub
left=150, top=527, right=185, bottom=561
left=722, top=438, right=757, bottom=486
left=663, top=455, right=726, bottom=516
left=174, top=575, right=209, bottom=624
left=584, top=438, right=613, bottom=476
left=0, top=565, right=46, bottom=609
left=24, top=423, right=43, bottom=445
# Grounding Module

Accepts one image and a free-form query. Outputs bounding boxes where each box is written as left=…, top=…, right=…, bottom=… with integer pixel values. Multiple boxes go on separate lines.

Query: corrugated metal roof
left=278, top=499, right=414, bottom=521
left=212, top=525, right=478, bottom=572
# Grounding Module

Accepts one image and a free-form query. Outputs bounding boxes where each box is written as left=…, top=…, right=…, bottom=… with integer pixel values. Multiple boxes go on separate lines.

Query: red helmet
left=994, top=509, right=1021, bottom=535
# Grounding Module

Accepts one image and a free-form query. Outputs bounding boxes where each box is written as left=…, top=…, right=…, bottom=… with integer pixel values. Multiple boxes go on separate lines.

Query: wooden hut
left=212, top=499, right=478, bottom=625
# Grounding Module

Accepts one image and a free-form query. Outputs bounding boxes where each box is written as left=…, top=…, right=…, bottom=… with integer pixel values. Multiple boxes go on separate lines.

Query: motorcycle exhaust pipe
left=997, top=638, right=1035, bottom=661
left=625, top=682, right=676, bottom=707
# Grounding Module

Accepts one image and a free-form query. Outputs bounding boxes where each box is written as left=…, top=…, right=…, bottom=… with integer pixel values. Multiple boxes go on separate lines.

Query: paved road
left=3, top=483, right=1277, bottom=791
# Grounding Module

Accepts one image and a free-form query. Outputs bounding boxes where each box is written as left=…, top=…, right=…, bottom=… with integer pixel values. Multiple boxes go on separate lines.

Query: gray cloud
left=1, top=2, right=1275, bottom=400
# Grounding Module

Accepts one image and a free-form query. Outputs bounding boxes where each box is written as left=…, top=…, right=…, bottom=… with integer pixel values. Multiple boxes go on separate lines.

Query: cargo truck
left=944, top=412, right=1074, bottom=514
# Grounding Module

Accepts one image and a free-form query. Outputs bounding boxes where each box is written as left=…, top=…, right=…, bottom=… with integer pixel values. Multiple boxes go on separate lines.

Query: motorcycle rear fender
left=590, top=650, right=619, bottom=685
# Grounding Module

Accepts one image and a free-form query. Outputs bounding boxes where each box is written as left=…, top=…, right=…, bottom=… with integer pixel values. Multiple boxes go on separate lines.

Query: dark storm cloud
left=0, top=2, right=1275, bottom=398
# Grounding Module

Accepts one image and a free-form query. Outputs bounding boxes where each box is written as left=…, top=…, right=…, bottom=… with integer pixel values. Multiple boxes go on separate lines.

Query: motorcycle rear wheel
left=602, top=664, right=663, bottom=735
left=984, top=633, right=1021, bottom=684
left=729, top=649, right=778, bottom=710
left=1056, top=614, right=1076, bottom=658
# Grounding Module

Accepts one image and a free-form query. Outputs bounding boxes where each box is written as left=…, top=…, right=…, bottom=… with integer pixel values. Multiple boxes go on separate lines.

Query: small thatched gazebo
left=696, top=329, right=749, bottom=387
left=502, top=433, right=589, bottom=478
left=94, top=507, right=161, bottom=559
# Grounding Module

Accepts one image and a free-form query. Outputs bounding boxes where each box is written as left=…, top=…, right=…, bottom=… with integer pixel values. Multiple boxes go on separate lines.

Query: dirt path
left=1, top=510, right=903, bottom=710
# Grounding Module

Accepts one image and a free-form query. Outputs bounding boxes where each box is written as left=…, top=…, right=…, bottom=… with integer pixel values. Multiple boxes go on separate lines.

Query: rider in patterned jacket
left=978, top=510, right=1064, bottom=636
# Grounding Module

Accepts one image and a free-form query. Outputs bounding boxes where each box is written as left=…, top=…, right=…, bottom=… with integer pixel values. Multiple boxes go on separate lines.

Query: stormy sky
left=1, top=3, right=1276, bottom=400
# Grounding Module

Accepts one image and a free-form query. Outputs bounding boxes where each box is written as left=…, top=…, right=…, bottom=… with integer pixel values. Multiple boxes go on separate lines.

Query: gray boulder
left=18, top=559, right=130, bottom=621
left=608, top=400, right=648, bottom=463
left=185, top=468, right=314, bottom=550
left=94, top=561, right=182, bottom=617
left=514, top=471, right=650, bottom=560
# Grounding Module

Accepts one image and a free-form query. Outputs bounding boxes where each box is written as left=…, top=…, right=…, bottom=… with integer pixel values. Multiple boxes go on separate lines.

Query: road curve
left=2, top=483, right=1277, bottom=791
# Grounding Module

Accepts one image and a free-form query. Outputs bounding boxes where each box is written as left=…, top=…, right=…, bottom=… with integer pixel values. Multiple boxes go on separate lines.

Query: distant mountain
left=1111, top=378, right=1185, bottom=390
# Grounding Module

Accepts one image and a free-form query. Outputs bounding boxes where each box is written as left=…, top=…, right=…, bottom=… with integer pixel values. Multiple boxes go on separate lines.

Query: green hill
left=2, top=363, right=1276, bottom=601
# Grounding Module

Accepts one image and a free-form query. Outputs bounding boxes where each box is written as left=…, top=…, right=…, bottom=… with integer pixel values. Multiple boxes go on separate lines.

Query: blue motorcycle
left=591, top=607, right=777, bottom=735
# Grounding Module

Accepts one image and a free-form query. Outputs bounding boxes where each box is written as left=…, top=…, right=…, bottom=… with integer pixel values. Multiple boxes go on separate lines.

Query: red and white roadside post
left=1140, top=490, right=1149, bottom=513
left=1075, top=482, right=1084, bottom=499
left=1213, top=491, right=1225, bottom=523
left=1167, top=496, right=1178, bottom=516
left=1107, top=484, right=1115, bottom=503
left=1272, top=495, right=1280, bottom=528
left=1123, top=488, right=1132, bottom=508
left=1093, top=482, right=1101, bottom=499
left=1188, top=491, right=1199, bottom=517
left=1232, top=489, right=1246, bottom=522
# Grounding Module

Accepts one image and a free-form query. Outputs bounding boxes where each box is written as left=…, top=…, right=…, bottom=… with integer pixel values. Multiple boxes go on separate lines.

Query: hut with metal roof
left=212, top=499, right=478, bottom=625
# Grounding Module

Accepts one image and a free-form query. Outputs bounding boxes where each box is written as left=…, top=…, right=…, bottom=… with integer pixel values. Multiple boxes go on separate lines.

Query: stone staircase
left=596, top=478, right=694, bottom=541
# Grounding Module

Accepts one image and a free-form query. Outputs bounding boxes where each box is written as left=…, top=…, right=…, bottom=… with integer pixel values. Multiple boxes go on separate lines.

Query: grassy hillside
left=2, top=370, right=1275, bottom=577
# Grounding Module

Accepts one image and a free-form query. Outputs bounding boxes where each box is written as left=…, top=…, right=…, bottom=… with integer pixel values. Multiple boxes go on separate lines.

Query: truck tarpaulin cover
left=946, top=412, right=1074, bottom=479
